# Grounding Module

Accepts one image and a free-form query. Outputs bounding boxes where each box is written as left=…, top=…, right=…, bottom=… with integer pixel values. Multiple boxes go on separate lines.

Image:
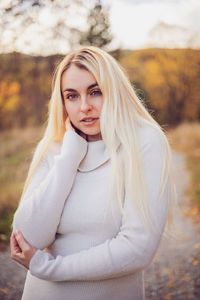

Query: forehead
left=61, top=64, right=97, bottom=90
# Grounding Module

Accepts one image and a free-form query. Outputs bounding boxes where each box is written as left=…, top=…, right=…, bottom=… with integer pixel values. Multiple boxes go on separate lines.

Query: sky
left=103, top=0, right=200, bottom=50
left=0, top=0, right=200, bottom=55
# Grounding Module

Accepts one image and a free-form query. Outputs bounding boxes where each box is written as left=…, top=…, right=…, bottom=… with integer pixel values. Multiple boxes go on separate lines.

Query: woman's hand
left=10, top=230, right=38, bottom=269
left=65, top=116, right=76, bottom=132
left=65, top=116, right=87, bottom=140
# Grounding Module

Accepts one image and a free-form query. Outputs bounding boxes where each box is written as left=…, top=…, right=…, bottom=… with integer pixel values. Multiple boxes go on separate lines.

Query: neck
left=78, top=136, right=110, bottom=172
left=87, top=133, right=102, bottom=142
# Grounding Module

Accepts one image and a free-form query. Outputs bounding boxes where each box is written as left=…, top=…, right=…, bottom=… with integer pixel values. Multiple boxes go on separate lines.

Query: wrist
left=60, top=130, right=88, bottom=160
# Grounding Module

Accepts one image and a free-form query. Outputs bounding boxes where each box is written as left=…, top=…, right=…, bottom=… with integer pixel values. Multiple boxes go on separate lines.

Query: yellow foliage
left=0, top=96, right=4, bottom=106
left=9, top=81, right=20, bottom=95
left=145, top=60, right=165, bottom=87
left=163, top=267, right=171, bottom=276
left=0, top=81, right=8, bottom=98
left=182, top=275, right=191, bottom=282
left=120, top=48, right=200, bottom=124
left=194, top=243, right=200, bottom=249
left=2, top=95, right=20, bottom=112
left=0, top=80, right=20, bottom=98
left=0, top=288, right=8, bottom=295
left=164, top=293, right=172, bottom=300
left=191, top=207, right=198, bottom=215
left=192, top=259, right=199, bottom=266
left=0, top=81, right=21, bottom=112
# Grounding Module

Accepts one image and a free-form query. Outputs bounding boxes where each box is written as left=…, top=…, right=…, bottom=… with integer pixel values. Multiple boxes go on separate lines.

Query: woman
left=10, top=46, right=175, bottom=300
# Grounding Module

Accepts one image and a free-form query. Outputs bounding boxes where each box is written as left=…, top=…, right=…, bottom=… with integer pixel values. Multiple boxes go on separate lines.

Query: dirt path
left=0, top=151, right=200, bottom=300
left=145, top=151, right=200, bottom=299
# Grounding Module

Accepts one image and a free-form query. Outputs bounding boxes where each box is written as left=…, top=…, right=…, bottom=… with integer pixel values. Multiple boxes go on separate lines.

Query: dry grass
left=0, top=126, right=45, bottom=207
left=167, top=122, right=200, bottom=155
left=0, top=122, right=200, bottom=246
left=167, top=122, right=200, bottom=214
left=0, top=125, right=45, bottom=245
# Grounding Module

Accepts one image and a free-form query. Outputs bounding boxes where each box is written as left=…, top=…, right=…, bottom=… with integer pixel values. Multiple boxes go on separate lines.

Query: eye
left=66, top=94, right=78, bottom=100
left=90, top=89, right=102, bottom=96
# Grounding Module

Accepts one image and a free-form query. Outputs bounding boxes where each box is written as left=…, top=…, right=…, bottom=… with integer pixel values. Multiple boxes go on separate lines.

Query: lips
left=81, top=117, right=99, bottom=122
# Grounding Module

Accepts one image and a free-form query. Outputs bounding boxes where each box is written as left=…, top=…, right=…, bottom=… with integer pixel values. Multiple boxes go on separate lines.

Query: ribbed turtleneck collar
left=78, top=139, right=110, bottom=172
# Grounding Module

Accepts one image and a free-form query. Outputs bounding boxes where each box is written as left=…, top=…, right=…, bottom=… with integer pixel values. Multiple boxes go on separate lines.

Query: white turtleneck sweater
left=12, top=125, right=171, bottom=300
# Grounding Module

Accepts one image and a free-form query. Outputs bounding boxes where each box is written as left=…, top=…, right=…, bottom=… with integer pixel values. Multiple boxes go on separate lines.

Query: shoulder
left=136, top=123, right=163, bottom=153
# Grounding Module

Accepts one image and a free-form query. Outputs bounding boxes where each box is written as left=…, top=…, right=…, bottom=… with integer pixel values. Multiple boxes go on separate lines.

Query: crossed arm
left=10, top=127, right=172, bottom=282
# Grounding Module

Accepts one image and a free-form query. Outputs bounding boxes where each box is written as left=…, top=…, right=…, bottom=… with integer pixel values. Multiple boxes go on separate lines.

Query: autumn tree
left=0, top=49, right=200, bottom=130
left=0, top=80, right=21, bottom=128
left=120, top=48, right=200, bottom=126
left=0, top=0, right=84, bottom=54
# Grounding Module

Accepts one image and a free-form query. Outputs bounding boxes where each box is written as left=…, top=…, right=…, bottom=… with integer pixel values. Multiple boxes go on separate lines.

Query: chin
left=83, top=129, right=100, bottom=136
left=79, top=126, right=100, bottom=135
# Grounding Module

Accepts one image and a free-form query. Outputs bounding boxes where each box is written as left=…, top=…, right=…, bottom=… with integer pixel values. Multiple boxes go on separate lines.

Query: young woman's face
left=61, top=64, right=104, bottom=142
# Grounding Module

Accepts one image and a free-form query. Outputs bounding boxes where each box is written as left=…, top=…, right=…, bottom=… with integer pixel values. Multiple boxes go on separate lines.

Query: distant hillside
left=0, top=52, right=63, bottom=130
left=120, top=48, right=200, bottom=125
left=0, top=48, right=199, bottom=130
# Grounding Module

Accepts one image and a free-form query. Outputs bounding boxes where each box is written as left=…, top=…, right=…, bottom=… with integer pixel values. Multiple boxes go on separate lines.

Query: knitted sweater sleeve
left=12, top=130, right=87, bottom=249
left=29, top=128, right=172, bottom=281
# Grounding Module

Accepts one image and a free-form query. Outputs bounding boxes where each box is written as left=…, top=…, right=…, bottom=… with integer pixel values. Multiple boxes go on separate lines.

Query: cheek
left=65, top=104, right=78, bottom=120
left=94, top=97, right=104, bottom=112
left=98, top=99, right=104, bottom=113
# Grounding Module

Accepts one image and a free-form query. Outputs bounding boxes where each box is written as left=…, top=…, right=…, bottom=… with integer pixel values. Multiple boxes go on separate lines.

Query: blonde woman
left=10, top=46, right=175, bottom=300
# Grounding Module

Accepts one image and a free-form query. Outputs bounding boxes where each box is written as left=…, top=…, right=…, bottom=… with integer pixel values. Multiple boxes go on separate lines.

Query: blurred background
left=0, top=0, right=200, bottom=299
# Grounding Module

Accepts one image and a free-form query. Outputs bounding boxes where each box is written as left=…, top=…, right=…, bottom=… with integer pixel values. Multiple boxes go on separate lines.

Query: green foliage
left=0, top=204, right=15, bottom=245
left=79, top=1, right=112, bottom=48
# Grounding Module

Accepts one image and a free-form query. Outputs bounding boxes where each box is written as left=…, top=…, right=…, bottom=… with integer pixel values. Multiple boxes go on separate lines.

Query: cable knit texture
left=12, top=126, right=171, bottom=300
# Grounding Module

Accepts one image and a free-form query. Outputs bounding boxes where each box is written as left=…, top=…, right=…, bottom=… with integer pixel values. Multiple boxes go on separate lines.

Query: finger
left=10, top=232, right=15, bottom=253
left=65, top=117, right=75, bottom=132
left=10, top=232, right=22, bottom=254
left=14, top=230, right=29, bottom=253
left=13, top=233, right=22, bottom=253
left=10, top=233, right=24, bottom=262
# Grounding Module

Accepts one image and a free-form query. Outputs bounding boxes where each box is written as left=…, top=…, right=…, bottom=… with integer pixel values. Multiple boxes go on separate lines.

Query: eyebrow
left=63, top=82, right=98, bottom=93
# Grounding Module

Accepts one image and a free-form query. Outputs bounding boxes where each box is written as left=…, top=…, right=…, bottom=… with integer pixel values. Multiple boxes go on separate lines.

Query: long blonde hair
left=21, top=46, right=176, bottom=235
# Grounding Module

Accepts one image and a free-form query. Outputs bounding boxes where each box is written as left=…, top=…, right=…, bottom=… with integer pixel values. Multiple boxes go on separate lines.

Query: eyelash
left=66, top=94, right=77, bottom=100
left=91, top=90, right=102, bottom=96
left=65, top=90, right=102, bottom=100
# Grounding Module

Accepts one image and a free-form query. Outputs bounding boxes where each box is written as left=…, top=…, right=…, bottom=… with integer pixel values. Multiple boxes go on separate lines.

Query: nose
left=80, top=95, right=92, bottom=112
